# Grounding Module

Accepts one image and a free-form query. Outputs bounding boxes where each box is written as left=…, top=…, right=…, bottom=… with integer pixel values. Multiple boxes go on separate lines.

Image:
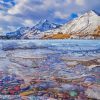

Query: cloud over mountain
left=0, top=0, right=100, bottom=34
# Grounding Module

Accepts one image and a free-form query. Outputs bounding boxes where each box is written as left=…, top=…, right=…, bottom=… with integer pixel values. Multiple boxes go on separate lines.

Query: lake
left=0, top=40, right=100, bottom=99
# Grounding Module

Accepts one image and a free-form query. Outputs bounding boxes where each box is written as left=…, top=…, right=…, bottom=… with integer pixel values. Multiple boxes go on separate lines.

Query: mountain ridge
left=4, top=10, right=100, bottom=39
left=42, top=10, right=100, bottom=39
left=6, top=20, right=61, bottom=39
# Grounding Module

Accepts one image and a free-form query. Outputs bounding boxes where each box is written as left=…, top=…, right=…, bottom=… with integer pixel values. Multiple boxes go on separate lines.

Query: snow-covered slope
left=5, top=10, right=100, bottom=39
left=33, top=19, right=60, bottom=32
left=6, top=27, right=30, bottom=39
left=42, top=10, right=100, bottom=39
left=5, top=20, right=60, bottom=39
left=22, top=20, right=61, bottom=39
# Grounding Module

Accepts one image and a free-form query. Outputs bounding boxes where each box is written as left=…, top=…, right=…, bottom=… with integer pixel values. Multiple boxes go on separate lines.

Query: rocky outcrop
left=42, top=32, right=71, bottom=39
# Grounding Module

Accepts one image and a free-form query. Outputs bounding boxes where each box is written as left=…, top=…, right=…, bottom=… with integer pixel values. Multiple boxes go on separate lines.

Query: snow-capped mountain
left=6, top=20, right=61, bottom=39
left=6, top=27, right=30, bottom=39
left=42, top=10, right=100, bottom=39
left=22, top=20, right=61, bottom=39
left=33, top=19, right=60, bottom=32
left=5, top=10, right=100, bottom=39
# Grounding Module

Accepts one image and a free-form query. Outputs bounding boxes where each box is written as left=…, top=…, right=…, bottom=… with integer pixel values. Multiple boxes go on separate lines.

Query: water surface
left=0, top=40, right=100, bottom=99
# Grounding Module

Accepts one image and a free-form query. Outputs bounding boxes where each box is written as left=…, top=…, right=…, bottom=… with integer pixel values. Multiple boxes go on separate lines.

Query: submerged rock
left=85, top=85, right=100, bottom=100
left=69, top=90, right=78, bottom=97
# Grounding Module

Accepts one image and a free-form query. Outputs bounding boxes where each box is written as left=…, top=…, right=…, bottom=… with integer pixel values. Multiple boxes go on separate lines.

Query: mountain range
left=6, top=19, right=60, bottom=39
left=5, top=10, right=100, bottom=39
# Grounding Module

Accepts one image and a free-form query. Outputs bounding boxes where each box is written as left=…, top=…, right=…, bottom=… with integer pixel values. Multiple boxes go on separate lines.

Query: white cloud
left=67, top=0, right=73, bottom=4
left=0, top=0, right=99, bottom=34
left=55, top=11, right=69, bottom=19
left=8, top=6, right=21, bottom=14
left=8, top=0, right=27, bottom=15
left=75, top=0, right=85, bottom=6
left=67, top=0, right=85, bottom=6
left=0, top=27, right=3, bottom=33
left=0, top=0, right=14, bottom=11
left=23, top=19, right=34, bottom=26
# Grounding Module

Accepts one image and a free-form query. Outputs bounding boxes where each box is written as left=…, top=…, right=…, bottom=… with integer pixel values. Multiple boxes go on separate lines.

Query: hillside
left=41, top=10, right=100, bottom=39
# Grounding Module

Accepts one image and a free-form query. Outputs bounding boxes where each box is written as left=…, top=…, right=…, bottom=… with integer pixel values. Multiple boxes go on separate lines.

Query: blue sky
left=0, top=0, right=100, bottom=34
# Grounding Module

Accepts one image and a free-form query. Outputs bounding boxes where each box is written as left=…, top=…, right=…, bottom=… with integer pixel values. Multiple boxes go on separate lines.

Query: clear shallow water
left=0, top=40, right=100, bottom=53
left=0, top=40, right=100, bottom=59
left=0, top=40, right=100, bottom=99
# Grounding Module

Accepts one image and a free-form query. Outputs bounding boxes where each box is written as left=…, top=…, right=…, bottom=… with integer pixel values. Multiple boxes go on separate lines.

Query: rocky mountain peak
left=32, top=19, right=60, bottom=32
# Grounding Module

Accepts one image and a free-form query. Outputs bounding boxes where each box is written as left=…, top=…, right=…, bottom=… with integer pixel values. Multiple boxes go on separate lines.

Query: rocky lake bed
left=0, top=40, right=100, bottom=100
